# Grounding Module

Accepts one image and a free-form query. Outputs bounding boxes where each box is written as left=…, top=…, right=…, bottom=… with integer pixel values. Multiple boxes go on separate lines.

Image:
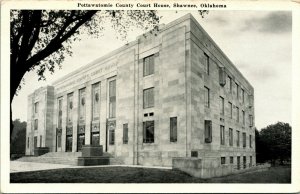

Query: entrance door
left=91, top=132, right=100, bottom=146
left=66, top=135, right=72, bottom=152
left=77, top=134, right=85, bottom=151
left=56, top=134, right=62, bottom=151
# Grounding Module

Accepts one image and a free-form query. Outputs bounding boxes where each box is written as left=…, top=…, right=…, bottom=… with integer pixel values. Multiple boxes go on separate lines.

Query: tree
left=10, top=10, right=160, bottom=138
left=258, top=122, right=291, bottom=165
left=10, top=119, right=27, bottom=158
left=255, top=127, right=264, bottom=163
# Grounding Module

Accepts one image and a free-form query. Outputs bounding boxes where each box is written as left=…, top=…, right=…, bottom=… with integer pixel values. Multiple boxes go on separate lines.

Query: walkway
left=10, top=161, right=72, bottom=173
left=10, top=161, right=172, bottom=173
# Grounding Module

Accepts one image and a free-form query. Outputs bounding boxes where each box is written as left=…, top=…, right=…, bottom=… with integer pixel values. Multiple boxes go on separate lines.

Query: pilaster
left=100, top=79, right=107, bottom=151
left=61, top=95, right=67, bottom=152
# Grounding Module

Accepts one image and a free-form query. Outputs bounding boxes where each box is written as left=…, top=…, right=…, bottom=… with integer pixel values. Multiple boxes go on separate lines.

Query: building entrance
left=77, top=134, right=85, bottom=151
left=91, top=132, right=100, bottom=146
left=66, top=135, right=72, bottom=152
left=56, top=128, right=62, bottom=151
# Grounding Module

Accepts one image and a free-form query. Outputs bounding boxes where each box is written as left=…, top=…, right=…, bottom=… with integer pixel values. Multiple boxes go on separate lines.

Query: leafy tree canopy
left=257, top=122, right=291, bottom=164
left=11, top=119, right=27, bottom=155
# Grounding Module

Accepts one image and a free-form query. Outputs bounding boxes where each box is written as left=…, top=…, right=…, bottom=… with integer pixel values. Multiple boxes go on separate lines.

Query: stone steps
left=39, top=151, right=82, bottom=158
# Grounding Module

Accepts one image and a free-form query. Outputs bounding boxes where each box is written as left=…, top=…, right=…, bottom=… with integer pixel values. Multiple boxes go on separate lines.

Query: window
left=220, top=125, right=225, bottom=145
left=249, top=115, right=253, bottom=127
left=27, top=137, right=29, bottom=148
left=221, top=157, right=226, bottom=165
left=237, top=156, right=241, bottom=170
left=143, top=87, right=154, bottom=109
left=143, top=55, right=155, bottom=76
left=229, top=102, right=232, bottom=118
left=109, top=129, right=115, bottom=145
left=58, top=98, right=63, bottom=128
left=236, top=130, right=240, bottom=147
left=227, top=76, right=232, bottom=93
left=219, top=67, right=226, bottom=86
left=243, top=132, right=246, bottom=148
left=34, top=136, right=37, bottom=148
left=242, top=110, right=245, bottom=125
left=230, top=156, right=234, bottom=164
left=204, top=86, right=210, bottom=108
left=143, top=121, right=154, bottom=143
left=205, top=120, right=212, bottom=143
left=229, top=128, right=233, bottom=146
left=236, top=83, right=239, bottom=99
left=243, top=156, right=247, bottom=169
left=34, top=119, right=38, bottom=130
left=170, top=117, right=177, bottom=142
left=242, top=88, right=245, bottom=103
left=92, top=83, right=100, bottom=120
left=204, top=53, right=209, bottom=75
left=220, top=96, right=224, bottom=115
left=249, top=135, right=252, bottom=148
left=40, top=135, right=42, bottom=147
left=191, top=151, right=198, bottom=157
left=67, top=93, right=73, bottom=124
left=250, top=156, right=253, bottom=167
left=79, top=88, right=86, bottom=121
left=123, top=123, right=128, bottom=144
left=109, top=80, right=116, bottom=118
left=236, top=106, right=239, bottom=122
left=248, top=94, right=253, bottom=108
left=34, top=102, right=39, bottom=114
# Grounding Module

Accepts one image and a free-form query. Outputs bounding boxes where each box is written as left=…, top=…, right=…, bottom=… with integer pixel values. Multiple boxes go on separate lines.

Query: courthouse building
left=25, top=14, right=256, bottom=169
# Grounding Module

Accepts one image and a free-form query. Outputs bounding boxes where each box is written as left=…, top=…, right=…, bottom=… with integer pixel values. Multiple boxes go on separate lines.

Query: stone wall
left=26, top=86, right=54, bottom=155
left=188, top=14, right=256, bottom=168
left=135, top=18, right=191, bottom=166
left=173, top=157, right=269, bottom=178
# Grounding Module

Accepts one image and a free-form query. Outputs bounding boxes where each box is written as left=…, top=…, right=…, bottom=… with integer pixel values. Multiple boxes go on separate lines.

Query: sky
left=11, top=10, right=292, bottom=130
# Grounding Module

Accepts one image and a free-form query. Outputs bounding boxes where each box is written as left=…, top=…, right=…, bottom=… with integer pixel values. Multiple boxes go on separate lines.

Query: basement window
left=191, top=151, right=198, bottom=157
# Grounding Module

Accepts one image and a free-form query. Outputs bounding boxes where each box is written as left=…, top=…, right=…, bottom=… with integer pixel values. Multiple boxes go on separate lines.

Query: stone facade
left=26, top=86, right=54, bottom=156
left=25, top=14, right=256, bottom=169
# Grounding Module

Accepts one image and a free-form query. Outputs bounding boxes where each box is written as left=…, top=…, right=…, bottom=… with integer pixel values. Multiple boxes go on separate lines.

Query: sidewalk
left=10, top=161, right=172, bottom=173
left=10, top=161, right=72, bottom=173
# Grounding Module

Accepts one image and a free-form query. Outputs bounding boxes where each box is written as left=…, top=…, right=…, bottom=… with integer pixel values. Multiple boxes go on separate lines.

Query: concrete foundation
left=173, top=157, right=270, bottom=178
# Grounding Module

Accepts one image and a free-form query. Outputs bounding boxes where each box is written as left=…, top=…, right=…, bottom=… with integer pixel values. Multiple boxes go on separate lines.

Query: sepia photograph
left=1, top=0, right=299, bottom=193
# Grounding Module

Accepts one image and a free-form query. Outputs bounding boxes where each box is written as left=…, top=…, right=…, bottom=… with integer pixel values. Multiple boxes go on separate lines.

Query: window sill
left=142, top=142, right=157, bottom=146
left=143, top=74, right=154, bottom=78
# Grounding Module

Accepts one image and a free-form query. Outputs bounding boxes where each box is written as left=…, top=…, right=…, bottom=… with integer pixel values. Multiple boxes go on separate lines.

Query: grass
left=10, top=166, right=291, bottom=183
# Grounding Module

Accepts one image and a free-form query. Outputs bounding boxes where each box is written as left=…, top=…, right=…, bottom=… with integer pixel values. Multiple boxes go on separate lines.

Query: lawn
left=10, top=166, right=291, bottom=183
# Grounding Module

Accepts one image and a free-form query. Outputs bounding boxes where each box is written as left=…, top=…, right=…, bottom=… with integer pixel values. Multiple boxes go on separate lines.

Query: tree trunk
left=10, top=61, right=27, bottom=142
